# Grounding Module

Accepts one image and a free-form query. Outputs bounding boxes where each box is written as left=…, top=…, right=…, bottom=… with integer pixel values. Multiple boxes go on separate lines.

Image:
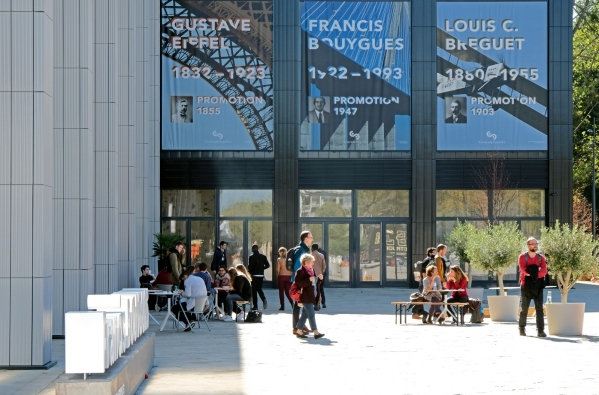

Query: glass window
left=436, top=190, right=488, bottom=218
left=219, top=220, right=244, bottom=267
left=161, top=190, right=215, bottom=217
left=190, top=221, right=215, bottom=266
left=357, top=190, right=409, bottom=217
left=220, top=190, right=272, bottom=217
left=300, top=190, right=351, bottom=217
left=504, top=190, right=545, bottom=217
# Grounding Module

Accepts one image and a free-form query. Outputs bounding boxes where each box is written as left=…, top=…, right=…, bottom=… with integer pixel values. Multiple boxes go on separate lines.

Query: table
left=212, top=287, right=230, bottom=320
left=148, top=290, right=186, bottom=331
left=425, top=289, right=465, bottom=324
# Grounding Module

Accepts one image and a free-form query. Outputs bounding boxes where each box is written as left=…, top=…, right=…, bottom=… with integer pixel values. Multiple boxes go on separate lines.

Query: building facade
left=0, top=0, right=571, bottom=368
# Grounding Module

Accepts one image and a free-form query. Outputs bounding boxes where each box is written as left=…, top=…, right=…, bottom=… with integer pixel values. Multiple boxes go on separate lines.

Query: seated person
left=171, top=268, right=207, bottom=331
left=193, top=262, right=215, bottom=294
left=446, top=265, right=469, bottom=321
left=422, top=265, right=443, bottom=324
left=214, top=265, right=231, bottom=309
left=222, top=267, right=252, bottom=322
left=154, top=267, right=172, bottom=287
left=139, top=265, right=156, bottom=309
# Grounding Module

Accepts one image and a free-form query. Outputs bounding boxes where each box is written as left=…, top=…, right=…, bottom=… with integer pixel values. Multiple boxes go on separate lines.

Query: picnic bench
left=392, top=302, right=470, bottom=326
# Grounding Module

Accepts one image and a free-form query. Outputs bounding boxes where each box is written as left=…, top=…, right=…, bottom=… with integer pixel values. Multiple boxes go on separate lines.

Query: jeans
left=296, top=303, right=318, bottom=332
left=292, top=301, right=301, bottom=328
left=447, top=295, right=469, bottom=321
left=428, top=296, right=442, bottom=316
left=519, top=290, right=544, bottom=331
left=278, top=275, right=293, bottom=306
left=252, top=276, right=266, bottom=308
left=225, top=294, right=245, bottom=315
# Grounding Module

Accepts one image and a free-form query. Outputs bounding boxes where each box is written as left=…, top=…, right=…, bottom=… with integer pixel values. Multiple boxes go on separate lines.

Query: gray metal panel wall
left=161, top=160, right=275, bottom=189
left=411, top=0, right=437, bottom=284
left=436, top=160, right=549, bottom=189
left=547, top=0, right=573, bottom=225
left=52, top=0, right=95, bottom=337
left=298, top=160, right=411, bottom=189
left=273, top=0, right=301, bottom=259
left=0, top=3, right=53, bottom=367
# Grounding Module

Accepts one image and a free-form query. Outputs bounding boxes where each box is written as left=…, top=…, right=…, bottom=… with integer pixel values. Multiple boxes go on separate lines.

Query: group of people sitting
left=418, top=244, right=469, bottom=324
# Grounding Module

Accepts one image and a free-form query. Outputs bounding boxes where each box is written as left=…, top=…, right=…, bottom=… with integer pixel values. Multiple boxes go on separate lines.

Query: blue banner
left=436, top=2, right=548, bottom=151
left=300, top=1, right=411, bottom=151
left=161, top=0, right=273, bottom=151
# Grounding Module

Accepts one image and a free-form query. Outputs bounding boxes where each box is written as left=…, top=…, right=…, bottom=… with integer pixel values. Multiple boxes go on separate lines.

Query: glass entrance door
left=359, top=222, right=408, bottom=286
left=301, top=222, right=351, bottom=285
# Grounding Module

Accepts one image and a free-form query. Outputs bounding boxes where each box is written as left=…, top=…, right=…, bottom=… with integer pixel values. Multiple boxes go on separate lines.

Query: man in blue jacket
left=291, top=231, right=313, bottom=334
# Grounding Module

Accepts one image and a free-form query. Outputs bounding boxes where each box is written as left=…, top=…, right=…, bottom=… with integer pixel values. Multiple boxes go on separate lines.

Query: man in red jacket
left=518, top=237, right=547, bottom=338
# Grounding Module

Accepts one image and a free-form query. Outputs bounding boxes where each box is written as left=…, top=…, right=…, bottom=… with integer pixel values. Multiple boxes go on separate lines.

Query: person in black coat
left=248, top=244, right=270, bottom=310
left=211, top=241, right=227, bottom=274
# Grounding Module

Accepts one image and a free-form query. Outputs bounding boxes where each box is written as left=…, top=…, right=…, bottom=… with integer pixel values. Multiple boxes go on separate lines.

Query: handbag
left=244, top=310, right=263, bottom=323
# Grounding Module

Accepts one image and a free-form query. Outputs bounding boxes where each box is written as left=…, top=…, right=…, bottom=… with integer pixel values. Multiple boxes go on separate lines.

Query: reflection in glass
left=190, top=221, right=215, bottom=266
left=357, top=190, right=409, bottom=217
left=328, top=224, right=350, bottom=282
left=249, top=220, right=273, bottom=282
left=300, top=190, right=351, bottom=217
left=505, top=190, right=545, bottom=217
left=385, top=224, right=408, bottom=281
left=436, top=190, right=488, bottom=218
left=220, top=190, right=272, bottom=217
left=360, top=224, right=381, bottom=282
left=161, top=190, right=215, bottom=217
left=521, top=220, right=544, bottom=240
left=219, top=220, right=244, bottom=268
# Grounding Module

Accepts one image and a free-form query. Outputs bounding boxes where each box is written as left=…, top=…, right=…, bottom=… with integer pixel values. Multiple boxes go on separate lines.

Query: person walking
left=317, top=245, right=328, bottom=308
left=293, top=254, right=325, bottom=339
left=248, top=244, right=270, bottom=310
left=310, top=244, right=326, bottom=310
left=291, top=231, right=313, bottom=334
left=518, top=237, right=547, bottom=337
left=276, top=247, right=293, bottom=310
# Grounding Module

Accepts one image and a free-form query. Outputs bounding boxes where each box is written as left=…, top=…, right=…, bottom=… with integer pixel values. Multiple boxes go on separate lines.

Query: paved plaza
left=3, top=283, right=599, bottom=394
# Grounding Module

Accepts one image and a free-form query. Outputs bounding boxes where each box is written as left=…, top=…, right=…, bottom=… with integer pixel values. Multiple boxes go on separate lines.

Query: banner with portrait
left=436, top=1, right=548, bottom=151
left=161, top=0, right=273, bottom=150
left=300, top=1, right=411, bottom=151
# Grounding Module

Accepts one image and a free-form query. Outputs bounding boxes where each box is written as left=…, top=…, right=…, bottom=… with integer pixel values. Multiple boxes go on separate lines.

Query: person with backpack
left=276, top=247, right=294, bottom=310
left=518, top=237, right=547, bottom=337
left=248, top=244, right=270, bottom=310
left=292, top=254, right=325, bottom=339
left=289, top=231, right=313, bottom=334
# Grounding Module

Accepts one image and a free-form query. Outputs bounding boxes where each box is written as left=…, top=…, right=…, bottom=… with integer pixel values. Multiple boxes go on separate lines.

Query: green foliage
left=447, top=220, right=475, bottom=264
left=152, top=233, right=185, bottom=260
left=541, top=220, right=599, bottom=302
left=465, top=221, right=525, bottom=293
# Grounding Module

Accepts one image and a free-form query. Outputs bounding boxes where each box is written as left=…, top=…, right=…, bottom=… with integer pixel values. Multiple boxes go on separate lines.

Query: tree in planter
left=447, top=221, right=476, bottom=288
left=152, top=233, right=186, bottom=270
left=540, top=220, right=599, bottom=303
left=465, top=221, right=525, bottom=295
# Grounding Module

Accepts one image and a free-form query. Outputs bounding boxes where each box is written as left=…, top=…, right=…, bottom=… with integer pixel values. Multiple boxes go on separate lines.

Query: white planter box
left=487, top=295, right=520, bottom=322
left=546, top=303, right=585, bottom=336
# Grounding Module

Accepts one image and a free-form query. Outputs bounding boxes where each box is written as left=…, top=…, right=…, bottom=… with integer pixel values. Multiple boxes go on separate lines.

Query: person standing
left=291, top=231, right=313, bottom=334
left=211, top=241, right=228, bottom=275
left=317, top=245, right=328, bottom=308
left=435, top=244, right=449, bottom=283
left=276, top=247, right=293, bottom=310
left=248, top=244, right=270, bottom=310
left=293, top=254, right=325, bottom=339
left=518, top=237, right=547, bottom=337
left=168, top=242, right=185, bottom=285
left=310, top=244, right=326, bottom=310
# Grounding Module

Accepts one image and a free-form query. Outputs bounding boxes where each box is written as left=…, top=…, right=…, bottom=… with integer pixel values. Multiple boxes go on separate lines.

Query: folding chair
left=175, top=296, right=211, bottom=332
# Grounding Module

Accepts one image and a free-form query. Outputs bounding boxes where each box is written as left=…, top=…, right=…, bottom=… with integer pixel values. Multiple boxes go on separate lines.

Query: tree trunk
left=561, top=290, right=569, bottom=304
left=467, top=263, right=473, bottom=288
left=497, top=269, right=505, bottom=295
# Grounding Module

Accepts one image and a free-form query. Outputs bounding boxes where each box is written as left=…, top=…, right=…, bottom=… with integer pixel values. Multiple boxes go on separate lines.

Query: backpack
left=469, top=298, right=484, bottom=323
left=286, top=246, right=301, bottom=272
left=289, top=282, right=302, bottom=302
left=244, top=310, right=262, bottom=323
left=409, top=292, right=425, bottom=315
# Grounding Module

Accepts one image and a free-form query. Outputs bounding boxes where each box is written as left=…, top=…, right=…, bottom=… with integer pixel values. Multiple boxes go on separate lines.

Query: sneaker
left=237, top=312, right=245, bottom=321
left=263, top=300, right=268, bottom=309
left=184, top=322, right=196, bottom=332
left=537, top=330, right=547, bottom=338
left=219, top=315, right=226, bottom=321
left=223, top=315, right=233, bottom=322
left=155, top=305, right=161, bottom=313
left=279, top=306, right=284, bottom=311
left=519, top=327, right=526, bottom=336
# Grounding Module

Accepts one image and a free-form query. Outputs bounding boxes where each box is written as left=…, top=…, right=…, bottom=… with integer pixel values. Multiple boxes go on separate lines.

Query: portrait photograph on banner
left=161, top=0, right=273, bottom=151
left=436, top=1, right=548, bottom=151
left=300, top=0, right=411, bottom=151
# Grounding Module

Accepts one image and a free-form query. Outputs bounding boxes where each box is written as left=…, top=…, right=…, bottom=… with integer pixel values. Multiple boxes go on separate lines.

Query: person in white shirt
left=173, top=268, right=207, bottom=331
